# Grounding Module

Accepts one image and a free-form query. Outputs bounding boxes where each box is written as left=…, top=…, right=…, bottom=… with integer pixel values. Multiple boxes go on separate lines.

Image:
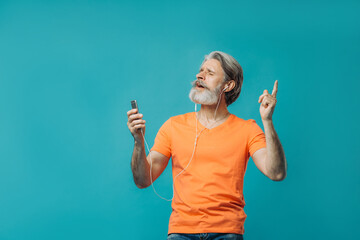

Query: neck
left=197, top=98, right=230, bottom=123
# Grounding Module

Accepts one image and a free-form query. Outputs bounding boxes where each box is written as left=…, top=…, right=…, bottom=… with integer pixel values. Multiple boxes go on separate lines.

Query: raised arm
left=252, top=80, right=287, bottom=181
left=127, top=109, right=170, bottom=188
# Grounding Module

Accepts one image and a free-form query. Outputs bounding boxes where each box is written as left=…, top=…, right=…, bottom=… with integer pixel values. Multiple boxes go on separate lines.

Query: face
left=189, top=59, right=225, bottom=105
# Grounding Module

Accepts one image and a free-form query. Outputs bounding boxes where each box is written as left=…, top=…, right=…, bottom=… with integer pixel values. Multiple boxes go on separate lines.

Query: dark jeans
left=167, top=233, right=244, bottom=240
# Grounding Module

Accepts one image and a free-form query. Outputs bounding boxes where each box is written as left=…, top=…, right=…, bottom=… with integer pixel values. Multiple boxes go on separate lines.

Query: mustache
left=191, top=80, right=209, bottom=90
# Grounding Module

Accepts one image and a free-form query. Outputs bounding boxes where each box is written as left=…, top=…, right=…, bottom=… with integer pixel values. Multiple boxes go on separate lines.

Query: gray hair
left=203, top=51, right=243, bottom=106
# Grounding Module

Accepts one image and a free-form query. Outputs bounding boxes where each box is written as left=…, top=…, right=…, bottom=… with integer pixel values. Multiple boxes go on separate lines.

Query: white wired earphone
left=141, top=84, right=229, bottom=201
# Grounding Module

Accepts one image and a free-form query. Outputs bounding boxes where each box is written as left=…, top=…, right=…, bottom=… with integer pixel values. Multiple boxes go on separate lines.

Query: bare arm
left=252, top=80, right=287, bottom=181
left=131, top=139, right=150, bottom=188
left=127, top=109, right=170, bottom=188
left=252, top=120, right=287, bottom=181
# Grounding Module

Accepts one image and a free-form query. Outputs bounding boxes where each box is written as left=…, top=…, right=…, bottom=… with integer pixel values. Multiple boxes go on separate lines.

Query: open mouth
left=196, top=82, right=205, bottom=89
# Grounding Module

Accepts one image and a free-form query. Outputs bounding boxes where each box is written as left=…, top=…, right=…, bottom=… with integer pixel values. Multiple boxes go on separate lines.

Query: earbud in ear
left=223, top=85, right=229, bottom=91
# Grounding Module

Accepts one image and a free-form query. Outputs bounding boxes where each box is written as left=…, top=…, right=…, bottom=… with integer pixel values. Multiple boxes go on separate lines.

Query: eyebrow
left=199, top=67, right=215, bottom=73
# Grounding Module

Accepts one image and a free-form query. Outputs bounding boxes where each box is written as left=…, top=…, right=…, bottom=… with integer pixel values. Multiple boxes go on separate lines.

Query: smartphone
left=131, top=100, right=138, bottom=111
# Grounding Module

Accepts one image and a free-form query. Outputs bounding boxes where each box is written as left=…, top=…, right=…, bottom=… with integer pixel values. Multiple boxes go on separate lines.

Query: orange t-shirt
left=151, top=112, right=266, bottom=235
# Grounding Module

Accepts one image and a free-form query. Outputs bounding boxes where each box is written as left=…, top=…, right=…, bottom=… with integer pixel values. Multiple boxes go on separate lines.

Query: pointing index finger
left=271, top=80, right=278, bottom=97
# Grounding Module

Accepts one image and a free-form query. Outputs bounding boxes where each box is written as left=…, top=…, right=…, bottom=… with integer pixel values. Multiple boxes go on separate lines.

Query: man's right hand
left=127, top=109, right=171, bottom=188
left=127, top=108, right=146, bottom=142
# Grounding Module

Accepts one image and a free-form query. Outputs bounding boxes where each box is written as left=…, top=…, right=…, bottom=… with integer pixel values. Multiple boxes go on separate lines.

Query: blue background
left=0, top=0, right=359, bottom=239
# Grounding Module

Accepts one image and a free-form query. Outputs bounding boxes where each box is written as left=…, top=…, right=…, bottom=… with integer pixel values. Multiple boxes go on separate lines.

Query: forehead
left=200, top=59, right=223, bottom=71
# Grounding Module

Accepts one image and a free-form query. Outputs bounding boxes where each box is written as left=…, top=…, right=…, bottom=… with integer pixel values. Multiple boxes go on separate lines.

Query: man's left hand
left=258, top=80, right=278, bottom=121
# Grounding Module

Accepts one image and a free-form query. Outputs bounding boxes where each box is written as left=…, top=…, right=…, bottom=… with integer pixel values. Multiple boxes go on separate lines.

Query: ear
left=224, top=80, right=236, bottom=92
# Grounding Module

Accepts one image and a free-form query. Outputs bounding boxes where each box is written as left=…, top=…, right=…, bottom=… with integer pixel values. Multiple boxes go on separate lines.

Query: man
left=127, top=51, right=287, bottom=240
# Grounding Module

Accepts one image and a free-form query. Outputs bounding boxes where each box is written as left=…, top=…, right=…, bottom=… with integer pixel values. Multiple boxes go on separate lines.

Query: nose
left=196, top=71, right=205, bottom=81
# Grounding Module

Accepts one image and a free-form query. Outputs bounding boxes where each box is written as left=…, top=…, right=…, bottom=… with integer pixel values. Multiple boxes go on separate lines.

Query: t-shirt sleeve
left=150, top=118, right=172, bottom=158
left=248, top=119, right=267, bottom=157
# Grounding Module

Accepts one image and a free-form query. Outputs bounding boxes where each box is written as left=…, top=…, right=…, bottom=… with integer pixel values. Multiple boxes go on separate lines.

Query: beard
left=188, top=80, right=222, bottom=105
